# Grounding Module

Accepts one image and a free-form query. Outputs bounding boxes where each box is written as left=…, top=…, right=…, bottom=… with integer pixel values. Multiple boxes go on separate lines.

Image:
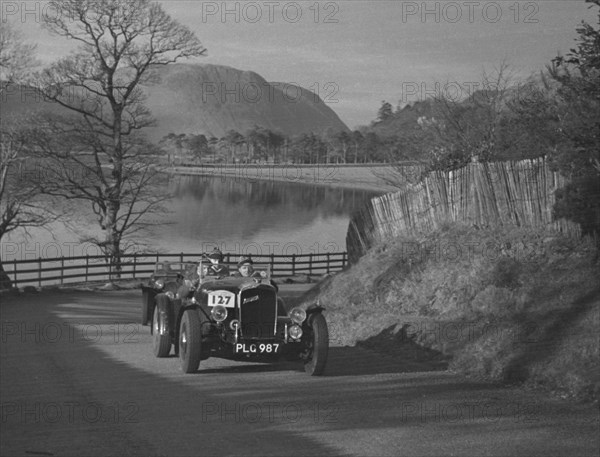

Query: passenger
left=234, top=256, right=278, bottom=291
left=236, top=256, right=257, bottom=277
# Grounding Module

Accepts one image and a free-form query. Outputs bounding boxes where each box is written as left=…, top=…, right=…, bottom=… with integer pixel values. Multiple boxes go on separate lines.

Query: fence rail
left=2, top=252, right=348, bottom=288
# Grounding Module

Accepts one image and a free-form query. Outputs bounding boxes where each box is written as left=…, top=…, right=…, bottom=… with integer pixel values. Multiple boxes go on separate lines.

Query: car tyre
left=179, top=309, right=202, bottom=373
left=152, top=305, right=171, bottom=358
left=304, top=313, right=329, bottom=376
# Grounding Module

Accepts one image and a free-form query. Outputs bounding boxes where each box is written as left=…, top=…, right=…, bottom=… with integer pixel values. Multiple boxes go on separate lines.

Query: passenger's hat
left=237, top=256, right=253, bottom=268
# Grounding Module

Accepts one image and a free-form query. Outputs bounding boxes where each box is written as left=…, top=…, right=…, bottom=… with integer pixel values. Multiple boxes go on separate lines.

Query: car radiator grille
left=239, top=289, right=277, bottom=339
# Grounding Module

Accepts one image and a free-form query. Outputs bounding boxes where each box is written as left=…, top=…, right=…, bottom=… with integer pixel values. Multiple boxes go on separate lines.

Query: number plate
left=234, top=343, right=280, bottom=354
left=208, top=291, right=235, bottom=308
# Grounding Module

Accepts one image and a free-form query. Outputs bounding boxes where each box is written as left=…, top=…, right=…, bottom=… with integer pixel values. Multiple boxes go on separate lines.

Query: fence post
left=61, top=257, right=64, bottom=285
left=13, top=258, right=17, bottom=286
left=270, top=253, right=275, bottom=275
left=292, top=254, right=296, bottom=276
left=309, top=253, right=313, bottom=275
left=133, top=254, right=137, bottom=279
left=38, top=257, right=42, bottom=288
left=180, top=252, right=183, bottom=263
left=342, top=252, right=347, bottom=268
left=327, top=253, right=330, bottom=273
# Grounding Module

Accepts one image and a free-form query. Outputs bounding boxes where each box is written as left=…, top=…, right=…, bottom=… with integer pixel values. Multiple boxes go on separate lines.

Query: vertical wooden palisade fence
left=3, top=252, right=348, bottom=288
left=346, top=157, right=581, bottom=262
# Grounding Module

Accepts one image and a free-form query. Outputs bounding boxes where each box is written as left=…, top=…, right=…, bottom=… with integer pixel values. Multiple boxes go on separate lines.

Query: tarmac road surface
left=1, top=288, right=598, bottom=457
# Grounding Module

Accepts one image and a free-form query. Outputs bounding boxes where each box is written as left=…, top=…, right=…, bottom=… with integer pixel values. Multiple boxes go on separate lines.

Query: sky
left=3, top=0, right=598, bottom=129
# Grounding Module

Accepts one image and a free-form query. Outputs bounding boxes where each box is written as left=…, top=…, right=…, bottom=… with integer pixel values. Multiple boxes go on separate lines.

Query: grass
left=300, top=222, right=600, bottom=401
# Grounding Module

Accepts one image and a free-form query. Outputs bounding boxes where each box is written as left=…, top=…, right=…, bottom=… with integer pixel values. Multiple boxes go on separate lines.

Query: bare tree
left=424, top=62, right=519, bottom=170
left=0, top=21, right=37, bottom=87
left=0, top=22, right=54, bottom=288
left=0, top=125, right=60, bottom=288
left=30, top=0, right=206, bottom=276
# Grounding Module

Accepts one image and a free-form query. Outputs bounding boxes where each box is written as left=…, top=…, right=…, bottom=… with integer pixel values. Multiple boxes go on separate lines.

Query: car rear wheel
left=152, top=305, right=171, bottom=358
left=304, top=313, right=329, bottom=376
left=179, top=309, right=202, bottom=373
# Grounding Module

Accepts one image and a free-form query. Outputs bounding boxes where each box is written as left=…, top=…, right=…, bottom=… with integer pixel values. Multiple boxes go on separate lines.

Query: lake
left=2, top=175, right=380, bottom=260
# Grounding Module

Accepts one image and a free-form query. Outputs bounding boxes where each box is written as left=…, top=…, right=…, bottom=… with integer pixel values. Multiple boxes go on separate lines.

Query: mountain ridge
left=142, top=63, right=349, bottom=140
left=0, top=63, right=350, bottom=141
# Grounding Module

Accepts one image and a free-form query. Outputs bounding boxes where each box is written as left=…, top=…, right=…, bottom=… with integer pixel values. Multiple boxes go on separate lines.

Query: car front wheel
left=304, top=313, right=329, bottom=376
left=179, top=309, right=202, bottom=373
left=152, top=304, right=171, bottom=358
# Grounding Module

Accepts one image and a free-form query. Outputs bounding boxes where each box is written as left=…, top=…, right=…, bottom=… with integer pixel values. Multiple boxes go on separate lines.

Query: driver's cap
left=208, top=248, right=224, bottom=262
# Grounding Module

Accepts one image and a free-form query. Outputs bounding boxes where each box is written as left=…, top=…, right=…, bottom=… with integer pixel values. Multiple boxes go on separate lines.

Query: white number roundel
left=208, top=291, right=235, bottom=308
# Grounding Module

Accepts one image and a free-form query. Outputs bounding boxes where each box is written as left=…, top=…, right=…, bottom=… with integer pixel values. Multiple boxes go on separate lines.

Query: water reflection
left=3, top=175, right=380, bottom=259
left=153, top=175, right=379, bottom=255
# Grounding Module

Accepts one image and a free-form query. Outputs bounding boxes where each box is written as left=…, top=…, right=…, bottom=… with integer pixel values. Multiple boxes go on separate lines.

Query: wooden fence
left=347, top=157, right=581, bottom=262
left=3, top=252, right=347, bottom=288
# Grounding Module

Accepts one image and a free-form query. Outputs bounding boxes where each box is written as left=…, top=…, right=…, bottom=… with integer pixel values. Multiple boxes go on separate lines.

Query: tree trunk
left=103, top=200, right=122, bottom=281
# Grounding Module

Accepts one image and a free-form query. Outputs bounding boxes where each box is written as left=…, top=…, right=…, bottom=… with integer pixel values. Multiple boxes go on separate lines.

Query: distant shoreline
left=169, top=163, right=400, bottom=193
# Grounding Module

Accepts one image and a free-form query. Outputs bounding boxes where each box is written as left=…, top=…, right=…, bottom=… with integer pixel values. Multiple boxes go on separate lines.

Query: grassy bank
left=301, top=223, right=599, bottom=401
left=170, top=163, right=400, bottom=193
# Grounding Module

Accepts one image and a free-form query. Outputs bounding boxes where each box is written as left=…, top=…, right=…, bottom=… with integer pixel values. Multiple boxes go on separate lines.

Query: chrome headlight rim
left=288, top=324, right=303, bottom=340
left=290, top=307, right=307, bottom=325
left=211, top=305, right=228, bottom=323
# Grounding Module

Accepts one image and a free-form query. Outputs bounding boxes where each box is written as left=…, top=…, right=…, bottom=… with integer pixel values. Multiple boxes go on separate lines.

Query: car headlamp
left=290, top=307, right=306, bottom=324
left=154, top=279, right=165, bottom=290
left=288, top=324, right=303, bottom=340
left=211, top=305, right=227, bottom=322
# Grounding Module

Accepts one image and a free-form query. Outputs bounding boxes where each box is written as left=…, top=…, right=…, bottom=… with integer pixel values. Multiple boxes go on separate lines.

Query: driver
left=179, top=249, right=229, bottom=300
left=201, top=248, right=229, bottom=277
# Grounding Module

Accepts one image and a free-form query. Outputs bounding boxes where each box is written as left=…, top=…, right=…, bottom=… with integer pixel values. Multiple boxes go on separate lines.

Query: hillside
left=369, top=99, right=436, bottom=138
left=143, top=63, right=349, bottom=140
left=0, top=63, right=349, bottom=141
left=300, top=223, right=600, bottom=401
left=368, top=74, right=553, bottom=139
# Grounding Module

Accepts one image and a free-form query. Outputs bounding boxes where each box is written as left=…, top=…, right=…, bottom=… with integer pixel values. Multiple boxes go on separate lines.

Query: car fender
left=306, top=303, right=326, bottom=317
left=141, top=285, right=159, bottom=326
left=302, top=304, right=326, bottom=331
left=176, top=302, right=211, bottom=337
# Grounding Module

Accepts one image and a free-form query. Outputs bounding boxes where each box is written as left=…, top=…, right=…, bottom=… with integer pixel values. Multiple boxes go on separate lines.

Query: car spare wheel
left=179, top=309, right=202, bottom=373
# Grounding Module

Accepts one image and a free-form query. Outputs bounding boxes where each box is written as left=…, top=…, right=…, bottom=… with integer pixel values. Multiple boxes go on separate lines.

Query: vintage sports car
left=140, top=257, right=329, bottom=375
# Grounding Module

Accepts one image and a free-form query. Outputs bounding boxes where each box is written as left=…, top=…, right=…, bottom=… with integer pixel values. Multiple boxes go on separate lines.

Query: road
left=1, top=288, right=598, bottom=457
